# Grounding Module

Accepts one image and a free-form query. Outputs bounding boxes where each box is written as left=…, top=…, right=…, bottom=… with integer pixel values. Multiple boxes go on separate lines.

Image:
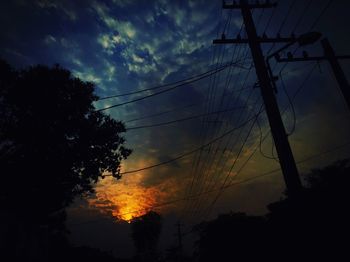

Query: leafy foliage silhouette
left=131, top=211, right=162, bottom=262
left=194, top=159, right=350, bottom=261
left=0, top=60, right=131, bottom=216
left=0, top=59, right=131, bottom=260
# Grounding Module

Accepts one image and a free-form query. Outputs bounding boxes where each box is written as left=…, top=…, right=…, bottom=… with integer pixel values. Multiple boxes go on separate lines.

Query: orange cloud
left=87, top=156, right=180, bottom=222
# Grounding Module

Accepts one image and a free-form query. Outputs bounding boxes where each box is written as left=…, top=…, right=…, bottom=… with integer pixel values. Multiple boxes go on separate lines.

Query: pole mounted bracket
left=223, top=1, right=277, bottom=9
left=213, top=36, right=297, bottom=44
left=275, top=55, right=350, bottom=63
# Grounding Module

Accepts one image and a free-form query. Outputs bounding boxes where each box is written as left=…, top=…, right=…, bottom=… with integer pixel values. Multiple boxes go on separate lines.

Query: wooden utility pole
left=214, top=0, right=302, bottom=196
left=275, top=38, right=350, bottom=111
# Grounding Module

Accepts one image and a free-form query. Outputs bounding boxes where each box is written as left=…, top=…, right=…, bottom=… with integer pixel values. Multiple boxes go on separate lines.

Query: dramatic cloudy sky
left=1, top=0, right=350, bottom=258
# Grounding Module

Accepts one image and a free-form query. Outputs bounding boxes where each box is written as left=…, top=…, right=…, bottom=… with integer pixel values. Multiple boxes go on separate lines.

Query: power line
left=258, top=63, right=318, bottom=161
left=291, top=0, right=314, bottom=33
left=277, top=0, right=297, bottom=34
left=279, top=72, right=296, bottom=136
left=309, top=0, right=334, bottom=30
left=187, top=23, right=252, bottom=200
left=197, top=61, right=320, bottom=220
left=183, top=46, right=254, bottom=219
left=124, top=85, right=252, bottom=124
left=126, top=105, right=248, bottom=131
left=198, top=105, right=263, bottom=220
left=124, top=103, right=197, bottom=123
left=97, top=62, right=245, bottom=112
left=69, top=140, right=350, bottom=227
left=181, top=13, right=245, bottom=218
left=185, top=13, right=264, bottom=217
left=181, top=19, right=249, bottom=220
left=263, top=3, right=277, bottom=33
left=97, top=63, right=240, bottom=100
left=105, top=113, right=262, bottom=176
left=256, top=115, right=278, bottom=161
left=186, top=83, right=259, bottom=220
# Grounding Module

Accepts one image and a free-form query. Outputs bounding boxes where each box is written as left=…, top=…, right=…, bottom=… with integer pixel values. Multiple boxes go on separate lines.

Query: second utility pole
left=214, top=1, right=302, bottom=195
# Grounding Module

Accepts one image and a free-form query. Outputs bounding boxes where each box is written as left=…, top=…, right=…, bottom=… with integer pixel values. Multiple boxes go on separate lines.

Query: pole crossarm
left=223, top=1, right=277, bottom=9
left=275, top=55, right=350, bottom=63
left=213, top=36, right=297, bottom=44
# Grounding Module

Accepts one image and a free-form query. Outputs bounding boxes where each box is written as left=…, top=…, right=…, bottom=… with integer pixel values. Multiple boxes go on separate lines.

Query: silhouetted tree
left=131, top=211, right=162, bottom=262
left=0, top=59, right=131, bottom=260
left=193, top=159, right=350, bottom=261
left=193, top=212, right=267, bottom=261
left=267, top=159, right=350, bottom=260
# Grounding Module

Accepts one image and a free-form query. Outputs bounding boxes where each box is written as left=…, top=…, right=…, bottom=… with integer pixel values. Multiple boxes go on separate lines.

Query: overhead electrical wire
left=291, top=0, right=314, bottom=33
left=124, top=84, right=252, bottom=124
left=184, top=9, right=265, bottom=220
left=126, top=106, right=248, bottom=131
left=124, top=103, right=198, bottom=123
left=188, top=78, right=258, bottom=216
left=196, top=105, right=263, bottom=221
left=263, top=4, right=277, bottom=33
left=258, top=63, right=318, bottom=161
left=183, top=6, right=280, bottom=220
left=69, top=139, right=350, bottom=227
left=277, top=0, right=297, bottom=34
left=97, top=62, right=246, bottom=112
left=187, top=0, right=336, bottom=221
left=104, top=113, right=262, bottom=176
left=197, top=62, right=320, bottom=220
left=185, top=8, right=267, bottom=220
left=256, top=115, right=279, bottom=161
left=97, top=62, right=241, bottom=100
left=183, top=13, right=243, bottom=215
left=186, top=87, right=259, bottom=217
left=279, top=72, right=296, bottom=136
left=184, top=40, right=251, bottom=219
left=309, top=0, right=334, bottom=30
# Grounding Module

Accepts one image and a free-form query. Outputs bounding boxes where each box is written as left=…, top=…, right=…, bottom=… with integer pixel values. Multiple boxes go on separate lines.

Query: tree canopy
left=193, top=159, right=350, bottom=261
left=0, top=60, right=131, bottom=218
left=131, top=211, right=162, bottom=261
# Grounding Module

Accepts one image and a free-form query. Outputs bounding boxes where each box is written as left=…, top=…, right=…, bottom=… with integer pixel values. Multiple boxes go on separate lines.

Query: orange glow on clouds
left=88, top=158, right=178, bottom=222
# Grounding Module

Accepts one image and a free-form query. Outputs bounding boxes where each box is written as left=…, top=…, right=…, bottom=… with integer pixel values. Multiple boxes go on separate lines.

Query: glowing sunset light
left=87, top=176, right=157, bottom=222
left=87, top=158, right=178, bottom=222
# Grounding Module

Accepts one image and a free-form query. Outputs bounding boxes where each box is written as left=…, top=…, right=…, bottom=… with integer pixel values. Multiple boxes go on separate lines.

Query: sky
left=1, top=0, right=350, bottom=258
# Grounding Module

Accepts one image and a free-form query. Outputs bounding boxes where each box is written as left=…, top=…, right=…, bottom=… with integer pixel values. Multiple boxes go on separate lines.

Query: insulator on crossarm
left=303, top=51, right=309, bottom=58
left=237, top=34, right=241, bottom=40
left=221, top=33, right=226, bottom=40
left=287, top=52, right=293, bottom=60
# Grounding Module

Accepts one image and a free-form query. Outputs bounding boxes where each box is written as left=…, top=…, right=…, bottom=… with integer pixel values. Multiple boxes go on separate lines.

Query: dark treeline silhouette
left=0, top=59, right=131, bottom=261
left=131, top=211, right=162, bottom=262
left=193, top=159, right=350, bottom=261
